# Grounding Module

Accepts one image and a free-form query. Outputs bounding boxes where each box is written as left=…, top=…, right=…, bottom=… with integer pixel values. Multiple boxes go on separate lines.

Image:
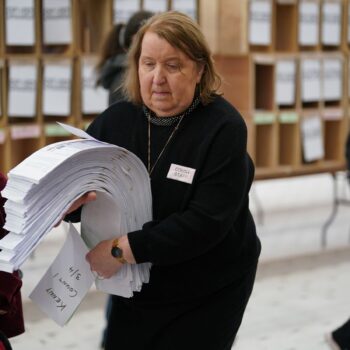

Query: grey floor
left=9, top=173, right=350, bottom=350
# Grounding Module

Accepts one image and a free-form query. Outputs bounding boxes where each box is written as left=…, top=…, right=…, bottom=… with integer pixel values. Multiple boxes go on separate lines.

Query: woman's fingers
left=54, top=191, right=97, bottom=227
left=66, top=191, right=97, bottom=214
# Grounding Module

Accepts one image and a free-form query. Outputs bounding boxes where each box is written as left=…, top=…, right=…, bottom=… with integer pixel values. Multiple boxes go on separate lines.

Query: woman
left=68, top=11, right=261, bottom=350
left=0, top=173, right=25, bottom=348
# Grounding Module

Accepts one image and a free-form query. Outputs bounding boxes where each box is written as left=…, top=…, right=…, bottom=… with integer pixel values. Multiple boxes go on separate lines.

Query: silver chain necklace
left=145, top=96, right=200, bottom=176
left=143, top=96, right=200, bottom=176
left=147, top=114, right=185, bottom=175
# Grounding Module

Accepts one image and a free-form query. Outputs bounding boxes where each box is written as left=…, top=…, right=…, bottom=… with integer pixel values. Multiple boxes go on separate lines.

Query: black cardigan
left=84, top=95, right=261, bottom=303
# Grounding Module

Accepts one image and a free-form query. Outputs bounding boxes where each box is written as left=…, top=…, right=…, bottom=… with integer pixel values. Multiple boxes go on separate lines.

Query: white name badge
left=167, top=164, right=196, bottom=184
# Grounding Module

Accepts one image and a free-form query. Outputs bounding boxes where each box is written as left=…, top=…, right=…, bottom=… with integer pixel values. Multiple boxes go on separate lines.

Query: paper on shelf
left=5, top=0, right=35, bottom=46
left=323, top=58, right=342, bottom=101
left=143, top=0, right=168, bottom=13
left=43, top=0, right=72, bottom=45
left=8, top=63, right=37, bottom=118
left=275, top=60, right=296, bottom=106
left=171, top=0, right=197, bottom=20
left=321, top=2, right=341, bottom=46
left=298, top=1, right=319, bottom=46
left=301, top=115, right=324, bottom=162
left=301, top=58, right=321, bottom=103
left=43, top=62, right=72, bottom=116
left=81, top=61, right=109, bottom=114
left=113, top=0, right=141, bottom=24
left=249, top=0, right=272, bottom=46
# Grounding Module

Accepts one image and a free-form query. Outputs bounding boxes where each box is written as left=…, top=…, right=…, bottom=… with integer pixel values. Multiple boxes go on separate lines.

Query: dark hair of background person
left=123, top=10, right=154, bottom=50
left=95, top=23, right=126, bottom=85
left=95, top=10, right=154, bottom=104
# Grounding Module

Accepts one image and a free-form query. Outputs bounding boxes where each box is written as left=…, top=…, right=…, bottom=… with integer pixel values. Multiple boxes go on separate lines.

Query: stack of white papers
left=0, top=123, right=152, bottom=297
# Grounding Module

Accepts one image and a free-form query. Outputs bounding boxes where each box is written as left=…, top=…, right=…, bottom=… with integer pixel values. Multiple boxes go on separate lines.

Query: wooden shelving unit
left=0, top=0, right=348, bottom=181
left=204, top=0, right=349, bottom=180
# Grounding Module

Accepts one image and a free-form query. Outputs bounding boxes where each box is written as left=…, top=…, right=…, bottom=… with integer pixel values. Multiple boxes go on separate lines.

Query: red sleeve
left=0, top=173, right=7, bottom=240
left=0, top=174, right=25, bottom=338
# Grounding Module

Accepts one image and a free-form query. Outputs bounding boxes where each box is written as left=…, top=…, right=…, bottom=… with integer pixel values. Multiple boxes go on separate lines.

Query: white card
left=249, top=0, right=272, bottom=45
left=5, top=0, right=35, bottom=46
left=143, top=0, right=167, bottom=13
left=43, top=62, right=72, bottom=116
left=43, top=0, right=72, bottom=45
left=167, top=164, right=196, bottom=184
left=301, top=116, right=324, bottom=162
left=321, top=2, right=341, bottom=46
left=113, top=0, right=141, bottom=24
left=323, top=58, right=342, bottom=101
left=8, top=63, right=37, bottom=118
left=81, top=61, right=109, bottom=114
left=29, top=224, right=95, bottom=326
left=275, top=60, right=296, bottom=106
left=171, top=0, right=197, bottom=20
left=301, top=58, right=321, bottom=102
left=298, top=1, right=319, bottom=46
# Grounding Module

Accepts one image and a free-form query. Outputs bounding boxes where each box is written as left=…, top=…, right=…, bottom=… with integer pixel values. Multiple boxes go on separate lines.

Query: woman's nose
left=153, top=65, right=166, bottom=84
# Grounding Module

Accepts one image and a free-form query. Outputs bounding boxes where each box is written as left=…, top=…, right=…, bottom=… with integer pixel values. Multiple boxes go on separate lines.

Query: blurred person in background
left=0, top=173, right=25, bottom=350
left=96, top=10, right=154, bottom=105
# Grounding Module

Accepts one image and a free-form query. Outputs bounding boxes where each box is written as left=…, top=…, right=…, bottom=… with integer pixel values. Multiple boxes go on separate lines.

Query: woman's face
left=138, top=31, right=203, bottom=117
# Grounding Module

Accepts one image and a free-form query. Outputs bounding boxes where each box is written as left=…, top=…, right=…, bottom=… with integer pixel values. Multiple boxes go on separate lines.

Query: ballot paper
left=29, top=223, right=95, bottom=326
left=0, top=123, right=152, bottom=297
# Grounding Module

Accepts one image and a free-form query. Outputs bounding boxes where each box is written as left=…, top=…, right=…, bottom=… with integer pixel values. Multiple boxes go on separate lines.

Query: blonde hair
left=123, top=11, right=221, bottom=105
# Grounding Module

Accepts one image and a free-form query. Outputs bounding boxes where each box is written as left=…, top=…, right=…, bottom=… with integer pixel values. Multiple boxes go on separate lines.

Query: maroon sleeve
left=0, top=173, right=25, bottom=338
left=0, top=173, right=7, bottom=240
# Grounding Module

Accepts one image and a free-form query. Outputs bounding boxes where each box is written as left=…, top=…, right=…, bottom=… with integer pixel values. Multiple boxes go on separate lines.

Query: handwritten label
left=167, top=164, right=196, bottom=184
left=30, top=224, right=95, bottom=326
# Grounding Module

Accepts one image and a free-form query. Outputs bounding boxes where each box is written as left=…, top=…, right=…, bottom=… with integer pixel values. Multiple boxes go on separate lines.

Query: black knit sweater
left=85, top=95, right=261, bottom=303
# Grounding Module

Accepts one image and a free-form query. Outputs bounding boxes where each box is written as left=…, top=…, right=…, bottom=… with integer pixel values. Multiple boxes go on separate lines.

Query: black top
left=85, top=95, right=261, bottom=303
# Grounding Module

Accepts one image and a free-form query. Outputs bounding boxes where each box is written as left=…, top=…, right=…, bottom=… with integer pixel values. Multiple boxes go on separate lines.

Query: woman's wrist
left=116, top=235, right=136, bottom=264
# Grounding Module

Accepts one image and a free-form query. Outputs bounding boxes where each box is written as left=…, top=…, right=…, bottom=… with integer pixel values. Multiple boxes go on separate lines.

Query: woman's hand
left=54, top=191, right=97, bottom=227
left=86, top=235, right=136, bottom=279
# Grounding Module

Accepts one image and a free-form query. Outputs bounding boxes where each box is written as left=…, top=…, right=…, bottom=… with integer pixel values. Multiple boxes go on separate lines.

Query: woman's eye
left=143, top=62, right=155, bottom=69
left=167, top=64, right=179, bottom=71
